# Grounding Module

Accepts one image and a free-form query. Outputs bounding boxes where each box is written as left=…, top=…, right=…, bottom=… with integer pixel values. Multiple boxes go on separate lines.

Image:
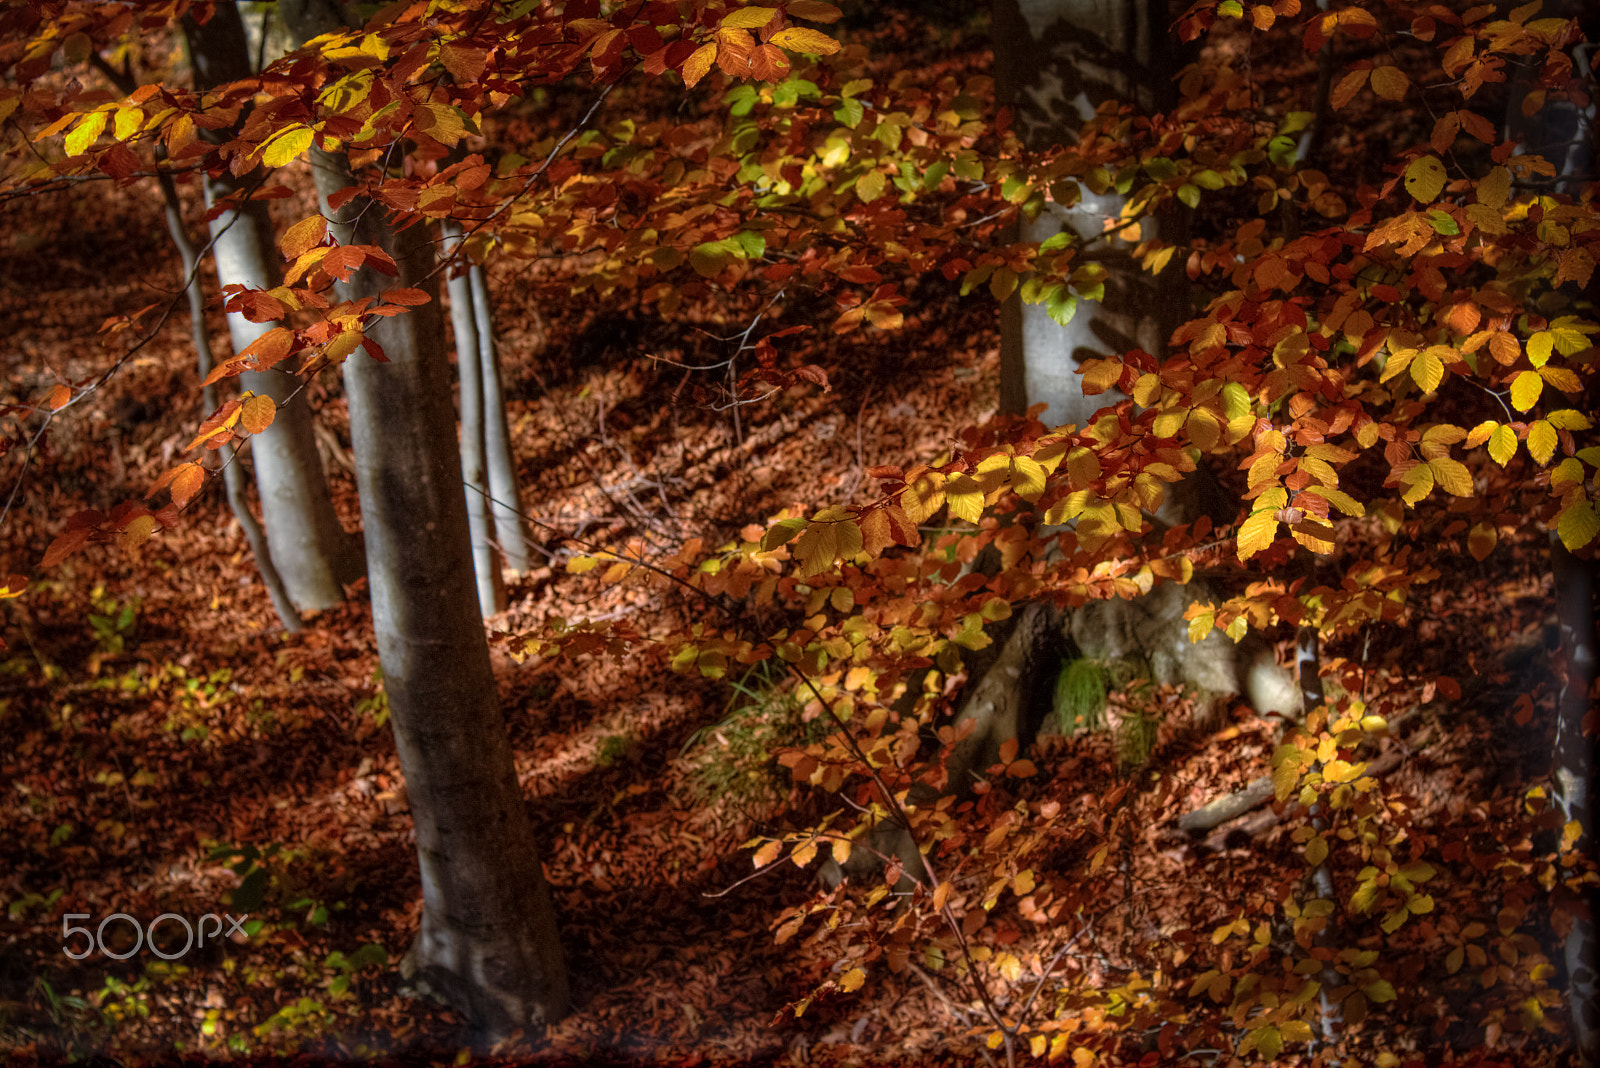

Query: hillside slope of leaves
left=0, top=4, right=1590, bottom=1067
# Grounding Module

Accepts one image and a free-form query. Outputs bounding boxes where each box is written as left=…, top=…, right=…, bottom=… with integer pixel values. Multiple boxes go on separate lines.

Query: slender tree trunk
left=468, top=265, right=532, bottom=571
left=1554, top=537, right=1600, bottom=1065
left=992, top=0, right=1184, bottom=432
left=442, top=221, right=505, bottom=617
left=205, top=178, right=364, bottom=611
left=186, top=4, right=361, bottom=613
left=157, top=176, right=303, bottom=632
left=284, top=0, right=567, bottom=1035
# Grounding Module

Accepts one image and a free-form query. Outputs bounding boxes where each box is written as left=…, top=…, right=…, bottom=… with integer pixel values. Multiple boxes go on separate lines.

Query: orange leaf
left=240, top=394, right=276, bottom=435
left=769, top=26, right=841, bottom=54
left=45, top=384, right=71, bottom=411
left=1370, top=66, right=1409, bottom=101
left=383, top=287, right=432, bottom=306
left=681, top=42, right=717, bottom=87
left=42, top=526, right=93, bottom=568
left=168, top=463, right=205, bottom=508
left=279, top=215, right=328, bottom=259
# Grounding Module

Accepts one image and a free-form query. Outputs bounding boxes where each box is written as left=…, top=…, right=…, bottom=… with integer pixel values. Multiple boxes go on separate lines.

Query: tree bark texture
left=993, top=0, right=1185, bottom=432
left=188, top=4, right=361, bottom=613
left=468, top=264, right=532, bottom=572
left=284, top=0, right=568, bottom=1035
left=442, top=221, right=505, bottom=618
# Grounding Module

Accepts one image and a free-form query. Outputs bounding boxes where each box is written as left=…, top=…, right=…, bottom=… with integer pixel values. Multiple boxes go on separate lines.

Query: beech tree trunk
left=468, top=263, right=532, bottom=572
left=986, top=0, right=1297, bottom=727
left=187, top=5, right=361, bottom=614
left=992, top=0, right=1184, bottom=431
left=284, top=0, right=568, bottom=1036
left=442, top=221, right=506, bottom=618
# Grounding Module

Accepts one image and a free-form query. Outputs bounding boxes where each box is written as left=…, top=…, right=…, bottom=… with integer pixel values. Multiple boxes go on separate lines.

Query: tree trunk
left=989, top=0, right=1296, bottom=724
left=187, top=4, right=361, bottom=614
left=442, top=221, right=506, bottom=617
left=468, top=264, right=532, bottom=572
left=157, top=174, right=303, bottom=633
left=1554, top=524, right=1600, bottom=1066
left=993, top=0, right=1184, bottom=432
left=283, top=0, right=568, bottom=1036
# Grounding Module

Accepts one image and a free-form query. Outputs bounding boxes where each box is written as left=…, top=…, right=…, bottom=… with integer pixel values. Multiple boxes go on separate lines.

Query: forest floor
left=0, top=12, right=1582, bottom=1068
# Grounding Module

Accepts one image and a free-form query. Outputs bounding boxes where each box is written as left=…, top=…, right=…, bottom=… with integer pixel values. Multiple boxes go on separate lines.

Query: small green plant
left=1051, top=657, right=1107, bottom=735
left=321, top=944, right=387, bottom=998
left=86, top=586, right=137, bottom=655
left=680, top=661, right=824, bottom=810
left=595, top=733, right=640, bottom=767
left=355, top=665, right=388, bottom=728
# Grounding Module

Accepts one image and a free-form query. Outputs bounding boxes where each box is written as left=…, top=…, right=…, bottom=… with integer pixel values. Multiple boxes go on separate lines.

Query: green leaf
left=760, top=517, right=806, bottom=551
left=262, top=125, right=315, bottom=168
left=1177, top=183, right=1200, bottom=209
left=1404, top=155, right=1446, bottom=204
left=833, top=97, right=864, bottom=127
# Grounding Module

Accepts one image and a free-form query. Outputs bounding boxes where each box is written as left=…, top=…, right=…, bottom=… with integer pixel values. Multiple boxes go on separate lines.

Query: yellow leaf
left=1477, top=165, right=1511, bottom=210
left=1132, top=373, right=1161, bottom=407
left=279, top=214, right=328, bottom=259
left=414, top=102, right=468, bottom=145
left=112, top=104, right=143, bottom=142
left=1080, top=359, right=1122, bottom=395
left=1404, top=155, right=1446, bottom=204
left=1430, top=457, right=1473, bottom=496
left=1558, top=502, right=1599, bottom=550
left=1400, top=462, right=1434, bottom=506
left=900, top=471, right=946, bottom=523
left=64, top=110, right=108, bottom=156
left=118, top=514, right=158, bottom=555
left=945, top=475, right=983, bottom=523
left=769, top=27, right=841, bottom=54
left=323, top=329, right=364, bottom=367
left=1371, top=66, right=1410, bottom=100
left=721, top=5, right=779, bottom=29
left=1072, top=1047, right=1095, bottom=1068
left=1526, top=420, right=1557, bottom=465
left=1011, top=456, right=1047, bottom=500
left=1237, top=508, right=1279, bottom=562
left=240, top=393, right=276, bottom=435
left=1410, top=346, right=1445, bottom=392
left=839, top=967, right=865, bottom=992
left=681, top=42, right=717, bottom=88
left=856, top=170, right=886, bottom=202
left=262, top=125, right=315, bottom=168
left=1305, top=835, right=1328, bottom=865
left=1487, top=424, right=1518, bottom=465
left=1510, top=370, right=1543, bottom=412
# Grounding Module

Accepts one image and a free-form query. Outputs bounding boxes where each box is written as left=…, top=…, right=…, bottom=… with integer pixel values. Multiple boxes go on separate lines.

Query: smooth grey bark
left=308, top=163, right=569, bottom=1036
left=993, top=0, right=1184, bottom=432
left=187, top=4, right=361, bottom=613
left=157, top=173, right=303, bottom=633
left=285, top=0, right=567, bottom=1035
left=988, top=0, right=1295, bottom=714
left=442, top=221, right=505, bottom=617
left=204, top=179, right=364, bottom=611
left=468, top=265, right=532, bottom=572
